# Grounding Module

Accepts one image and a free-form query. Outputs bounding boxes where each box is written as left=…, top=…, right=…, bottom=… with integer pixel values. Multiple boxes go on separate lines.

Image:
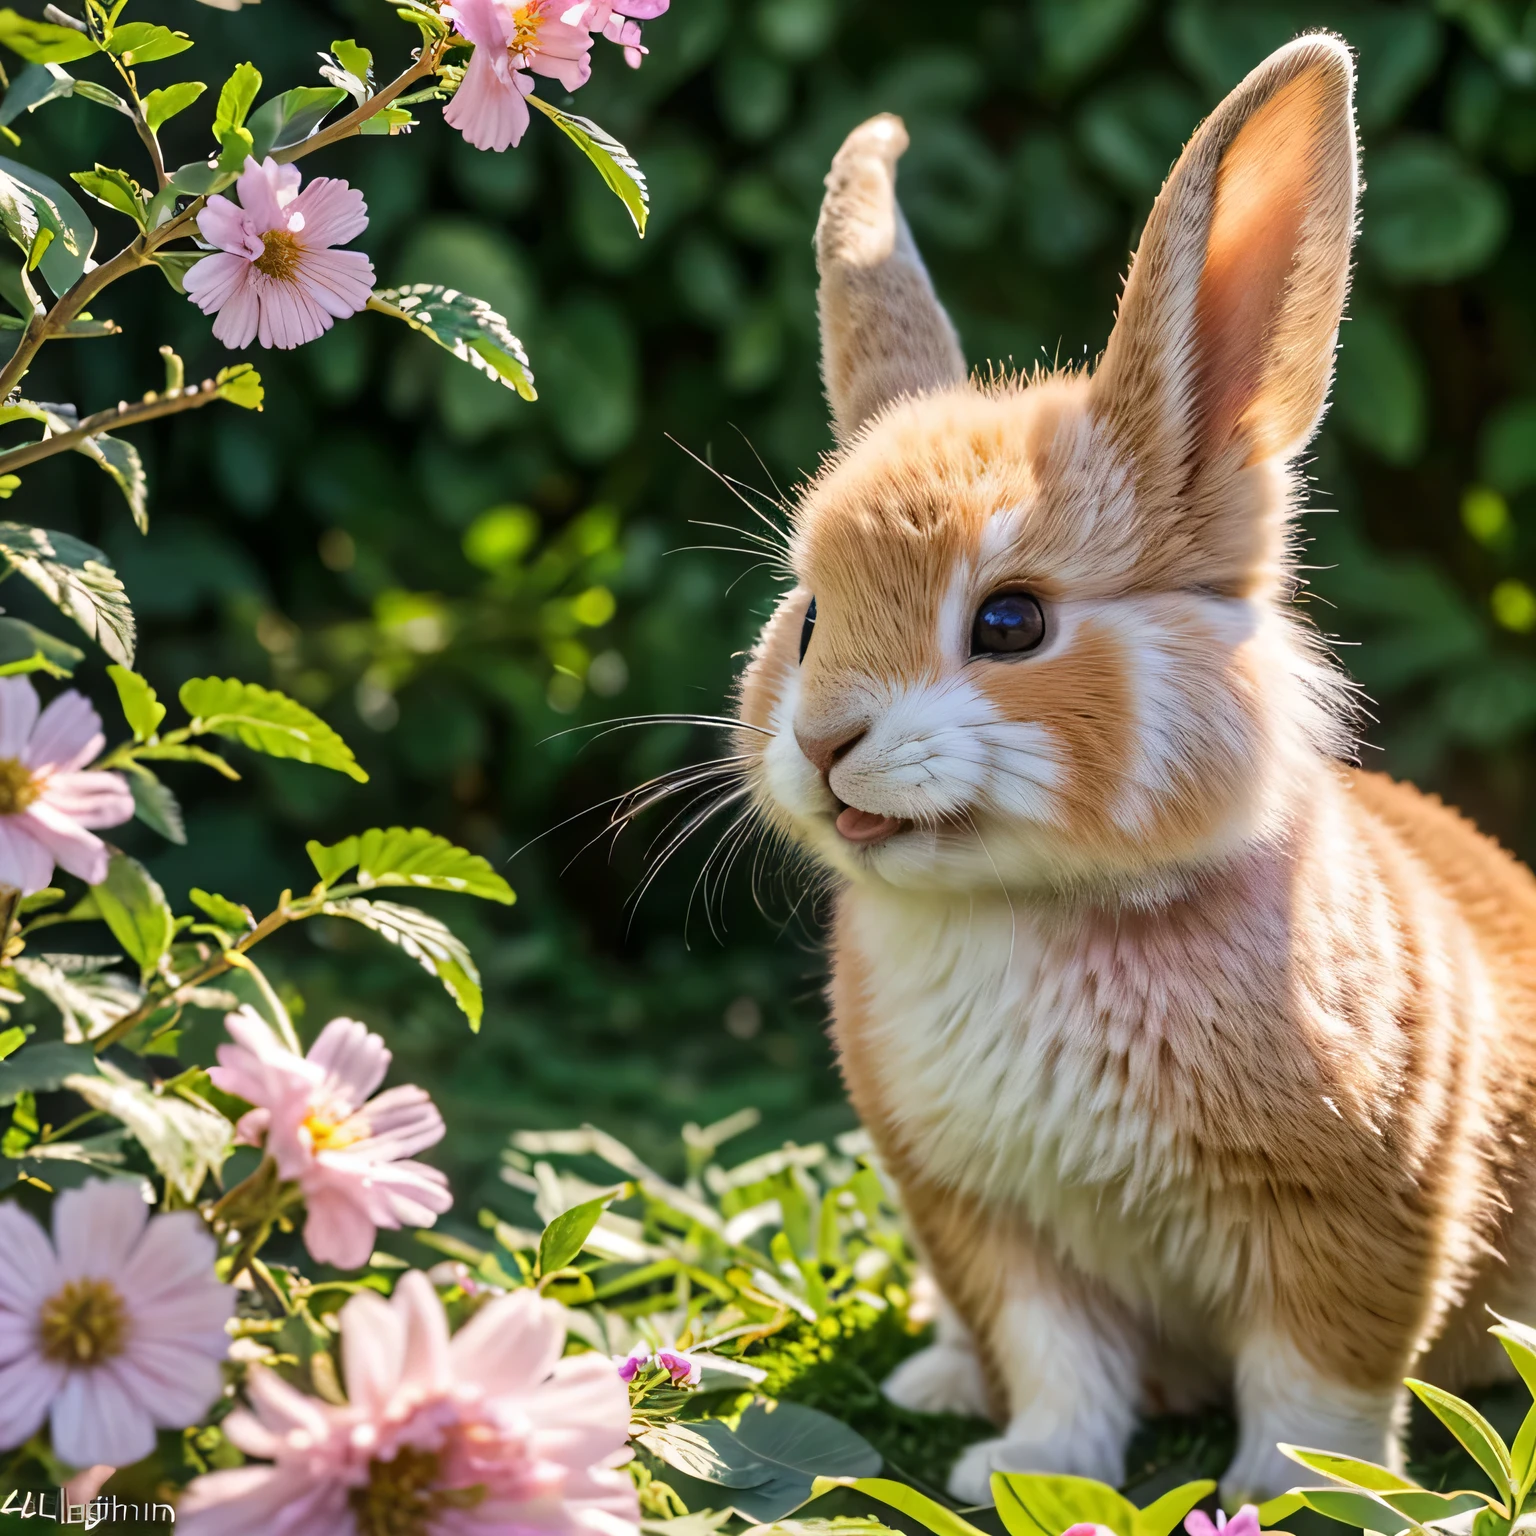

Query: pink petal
left=443, top=0, right=514, bottom=48
left=0, top=1354, right=61, bottom=1451
left=444, top=49, right=533, bottom=152
left=0, top=816, right=56, bottom=893
left=55, top=1180, right=148, bottom=1279
left=193, top=192, right=259, bottom=257
left=301, top=1185, right=377, bottom=1269
left=50, top=1368, right=157, bottom=1468
left=336, top=1156, right=452, bottom=1227
left=24, top=690, right=102, bottom=773
left=254, top=274, right=331, bottom=350
left=0, top=1203, right=60, bottom=1315
left=17, top=802, right=110, bottom=886
left=38, top=771, right=133, bottom=830
left=307, top=1017, right=390, bottom=1106
left=338, top=1288, right=404, bottom=1415
left=181, top=1468, right=351, bottom=1536
left=393, top=1270, right=452, bottom=1395
left=185, top=251, right=256, bottom=316
left=351, top=1084, right=444, bottom=1157
left=0, top=675, right=39, bottom=759
left=288, top=177, right=368, bottom=249
left=234, top=155, right=301, bottom=232
left=210, top=279, right=262, bottom=348
left=448, top=1287, right=565, bottom=1394
left=1186, top=1515, right=1219, bottom=1536
left=112, top=1344, right=225, bottom=1426
left=295, top=248, right=376, bottom=319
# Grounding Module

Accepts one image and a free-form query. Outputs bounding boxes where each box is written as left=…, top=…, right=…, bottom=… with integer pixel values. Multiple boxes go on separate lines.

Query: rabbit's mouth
left=834, top=804, right=906, bottom=846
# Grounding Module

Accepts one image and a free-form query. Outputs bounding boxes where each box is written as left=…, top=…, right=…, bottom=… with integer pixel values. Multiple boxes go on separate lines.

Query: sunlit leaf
left=0, top=62, right=74, bottom=129
left=0, top=522, right=134, bottom=665
left=105, top=22, right=193, bottom=64
left=369, top=284, right=536, bottom=399
left=1405, top=1378, right=1512, bottom=1500
left=305, top=827, right=514, bottom=902
left=0, top=155, right=95, bottom=294
left=71, top=164, right=146, bottom=228
left=214, top=363, right=264, bottom=410
left=127, top=766, right=185, bottom=844
left=0, top=616, right=81, bottom=677
left=528, top=96, right=647, bottom=235
left=91, top=851, right=175, bottom=979
left=108, top=665, right=166, bottom=741
left=188, top=888, right=253, bottom=932
left=142, top=80, right=206, bottom=132
left=247, top=85, right=347, bottom=157
left=0, top=9, right=98, bottom=65
left=179, top=676, right=367, bottom=781
left=319, top=898, right=482, bottom=1028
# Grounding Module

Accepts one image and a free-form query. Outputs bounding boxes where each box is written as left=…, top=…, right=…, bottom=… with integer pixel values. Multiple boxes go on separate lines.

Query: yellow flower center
left=303, top=1107, right=369, bottom=1152
left=508, top=0, right=549, bottom=56
left=253, top=228, right=302, bottom=282
left=0, top=756, right=39, bottom=816
left=38, top=1277, right=129, bottom=1366
left=348, top=1447, right=485, bottom=1536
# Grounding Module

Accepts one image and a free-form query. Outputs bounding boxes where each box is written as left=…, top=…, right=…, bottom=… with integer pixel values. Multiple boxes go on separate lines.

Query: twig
left=0, top=375, right=237, bottom=473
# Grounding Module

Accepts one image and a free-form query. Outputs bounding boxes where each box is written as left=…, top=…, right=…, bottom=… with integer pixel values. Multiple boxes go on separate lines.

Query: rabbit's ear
left=1092, top=34, right=1358, bottom=491
left=816, top=115, right=966, bottom=442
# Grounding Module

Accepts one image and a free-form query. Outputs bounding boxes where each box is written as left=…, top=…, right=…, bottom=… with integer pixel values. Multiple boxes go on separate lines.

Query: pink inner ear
left=1194, top=71, right=1324, bottom=457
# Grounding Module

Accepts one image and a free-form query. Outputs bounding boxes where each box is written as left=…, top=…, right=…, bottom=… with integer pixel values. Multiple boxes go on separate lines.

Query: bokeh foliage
left=8, top=0, right=1536, bottom=1228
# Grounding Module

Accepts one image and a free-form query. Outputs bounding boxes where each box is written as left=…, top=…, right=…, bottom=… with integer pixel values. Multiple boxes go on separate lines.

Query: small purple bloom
left=616, top=1345, right=652, bottom=1383
left=1186, top=1507, right=1261, bottom=1536
left=656, top=1349, right=701, bottom=1387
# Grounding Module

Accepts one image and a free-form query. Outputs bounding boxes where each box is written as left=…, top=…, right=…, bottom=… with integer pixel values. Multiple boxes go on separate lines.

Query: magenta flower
left=581, top=0, right=668, bottom=66
left=178, top=1270, right=640, bottom=1536
left=654, top=1349, right=700, bottom=1387
left=184, top=156, right=375, bottom=350
left=0, top=1181, right=233, bottom=1467
left=0, top=677, right=133, bottom=895
left=615, top=1345, right=650, bottom=1383
left=1187, top=1508, right=1261, bottom=1536
left=443, top=0, right=595, bottom=151
left=208, top=1008, right=452, bottom=1270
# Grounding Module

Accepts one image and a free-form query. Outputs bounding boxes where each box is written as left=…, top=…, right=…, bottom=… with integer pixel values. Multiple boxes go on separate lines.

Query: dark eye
left=971, top=592, right=1045, bottom=657
left=799, top=596, right=816, bottom=663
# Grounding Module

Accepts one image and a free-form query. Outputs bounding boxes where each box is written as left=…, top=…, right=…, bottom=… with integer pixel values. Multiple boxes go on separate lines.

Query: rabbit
left=729, top=32, right=1536, bottom=1509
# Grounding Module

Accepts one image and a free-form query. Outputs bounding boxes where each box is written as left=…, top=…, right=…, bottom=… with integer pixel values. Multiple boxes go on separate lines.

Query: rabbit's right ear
left=816, top=115, right=966, bottom=442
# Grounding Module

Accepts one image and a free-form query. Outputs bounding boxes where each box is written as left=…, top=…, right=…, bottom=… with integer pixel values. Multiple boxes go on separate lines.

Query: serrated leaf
left=65, top=1059, right=230, bottom=1201
left=127, top=766, right=184, bottom=844
left=0, top=1040, right=99, bottom=1103
left=188, top=888, right=252, bottom=931
left=0, top=62, right=74, bottom=129
left=13, top=957, right=138, bottom=1043
left=0, top=156, right=95, bottom=295
left=0, top=9, right=97, bottom=64
left=214, top=362, right=263, bottom=409
left=179, top=676, right=366, bottom=780
left=320, top=898, right=482, bottom=1028
left=306, top=826, right=514, bottom=902
left=0, top=522, right=134, bottom=665
left=79, top=430, right=147, bottom=531
left=92, top=852, right=174, bottom=979
left=538, top=1191, right=616, bottom=1275
left=142, top=80, right=205, bottom=132
left=247, top=85, right=346, bottom=158
left=71, top=164, right=146, bottom=228
left=528, top=96, right=647, bottom=235
left=105, top=22, right=193, bottom=64
left=1406, top=1379, right=1512, bottom=1500
left=0, top=616, right=82, bottom=677
left=213, top=61, right=260, bottom=137
left=108, top=664, right=165, bottom=740
left=370, top=284, right=536, bottom=399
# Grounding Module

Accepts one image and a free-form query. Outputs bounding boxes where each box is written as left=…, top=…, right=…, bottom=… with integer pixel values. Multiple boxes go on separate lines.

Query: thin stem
left=0, top=886, right=19, bottom=960
left=0, top=375, right=236, bottom=473
left=109, top=53, right=168, bottom=191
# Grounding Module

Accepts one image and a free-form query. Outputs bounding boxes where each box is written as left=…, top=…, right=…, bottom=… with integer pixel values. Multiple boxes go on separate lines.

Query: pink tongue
left=836, top=806, right=904, bottom=845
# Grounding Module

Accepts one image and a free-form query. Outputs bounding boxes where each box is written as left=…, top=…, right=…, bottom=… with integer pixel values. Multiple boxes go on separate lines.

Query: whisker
left=687, top=803, right=755, bottom=945
left=539, top=713, right=773, bottom=746
left=730, top=422, right=789, bottom=509
left=667, top=434, right=794, bottom=553
left=626, top=785, right=753, bottom=934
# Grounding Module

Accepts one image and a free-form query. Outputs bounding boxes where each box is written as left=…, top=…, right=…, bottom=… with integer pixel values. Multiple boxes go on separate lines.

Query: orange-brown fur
left=724, top=33, right=1536, bottom=1503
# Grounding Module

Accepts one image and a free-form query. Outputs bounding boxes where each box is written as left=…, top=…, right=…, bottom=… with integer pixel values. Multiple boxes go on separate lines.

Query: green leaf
left=213, top=61, right=260, bottom=137
left=993, top=1474, right=1140, bottom=1536
left=135, top=742, right=238, bottom=779
left=809, top=1479, right=989, bottom=1536
left=188, top=888, right=253, bottom=931
left=638, top=1423, right=768, bottom=1488
left=78, top=430, right=148, bottom=532
left=319, top=898, right=482, bottom=1028
left=168, top=157, right=235, bottom=199
left=179, top=676, right=367, bottom=781
left=331, top=38, right=372, bottom=81
left=0, top=156, right=95, bottom=295
left=0, top=9, right=97, bottom=64
left=247, top=85, right=347, bottom=158
left=108, top=664, right=165, bottom=741
left=1363, top=138, right=1509, bottom=284
left=1293, top=1487, right=1426, bottom=1534
left=1492, top=1314, right=1536, bottom=1400
left=1512, top=1404, right=1536, bottom=1501
left=1480, top=398, right=1536, bottom=498
left=538, top=1191, right=616, bottom=1274
left=215, top=124, right=254, bottom=176
left=0, top=1040, right=98, bottom=1104
left=214, top=362, right=263, bottom=410
left=71, top=164, right=145, bottom=228
left=151, top=249, right=201, bottom=291
left=127, top=765, right=184, bottom=844
left=68, top=79, right=130, bottom=115
left=0, top=522, right=134, bottom=665
left=91, top=851, right=175, bottom=979
left=305, top=827, right=514, bottom=902
left=105, top=22, right=193, bottom=64
left=0, top=1027, right=23, bottom=1061
left=1133, top=1482, right=1218, bottom=1536
left=1406, top=1378, right=1513, bottom=1500
left=142, top=80, right=205, bottom=132
left=0, top=62, right=74, bottom=129
left=528, top=96, right=647, bottom=235
left=1278, top=1445, right=1421, bottom=1494
left=0, top=616, right=82, bottom=677
left=370, top=284, right=536, bottom=399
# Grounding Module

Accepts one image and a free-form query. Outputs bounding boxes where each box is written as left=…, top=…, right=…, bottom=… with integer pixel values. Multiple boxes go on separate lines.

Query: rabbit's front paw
left=882, top=1342, right=990, bottom=1418
left=947, top=1431, right=1125, bottom=1507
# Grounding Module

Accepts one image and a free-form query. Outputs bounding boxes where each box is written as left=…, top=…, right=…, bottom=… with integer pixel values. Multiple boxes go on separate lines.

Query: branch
left=0, top=375, right=235, bottom=473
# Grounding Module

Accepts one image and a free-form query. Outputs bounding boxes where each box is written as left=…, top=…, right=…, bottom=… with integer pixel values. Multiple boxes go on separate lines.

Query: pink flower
left=443, top=0, right=595, bottom=151
left=208, top=1008, right=452, bottom=1270
left=185, top=156, right=375, bottom=350
left=1187, top=1508, right=1261, bottom=1536
left=179, top=1270, right=640, bottom=1536
left=654, top=1350, right=699, bottom=1387
left=581, top=0, right=667, bottom=66
left=0, top=677, right=133, bottom=895
left=0, top=1181, right=234, bottom=1467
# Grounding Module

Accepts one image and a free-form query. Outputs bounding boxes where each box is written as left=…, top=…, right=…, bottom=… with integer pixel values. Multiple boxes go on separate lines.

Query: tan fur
left=729, top=34, right=1536, bottom=1502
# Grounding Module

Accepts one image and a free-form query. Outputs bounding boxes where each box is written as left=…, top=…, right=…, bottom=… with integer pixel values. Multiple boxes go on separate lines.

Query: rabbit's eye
left=972, top=592, right=1045, bottom=657
left=799, top=597, right=816, bottom=663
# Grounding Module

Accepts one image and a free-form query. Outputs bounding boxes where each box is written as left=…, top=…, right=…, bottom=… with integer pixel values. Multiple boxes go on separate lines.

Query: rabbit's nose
left=796, top=725, right=866, bottom=781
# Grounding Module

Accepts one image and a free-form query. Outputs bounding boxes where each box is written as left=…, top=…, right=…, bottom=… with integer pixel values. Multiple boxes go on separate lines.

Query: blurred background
left=9, top=0, right=1536, bottom=1228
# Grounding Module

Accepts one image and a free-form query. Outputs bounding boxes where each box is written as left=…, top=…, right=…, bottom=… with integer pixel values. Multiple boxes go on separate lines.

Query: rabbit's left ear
left=1092, top=34, right=1358, bottom=497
